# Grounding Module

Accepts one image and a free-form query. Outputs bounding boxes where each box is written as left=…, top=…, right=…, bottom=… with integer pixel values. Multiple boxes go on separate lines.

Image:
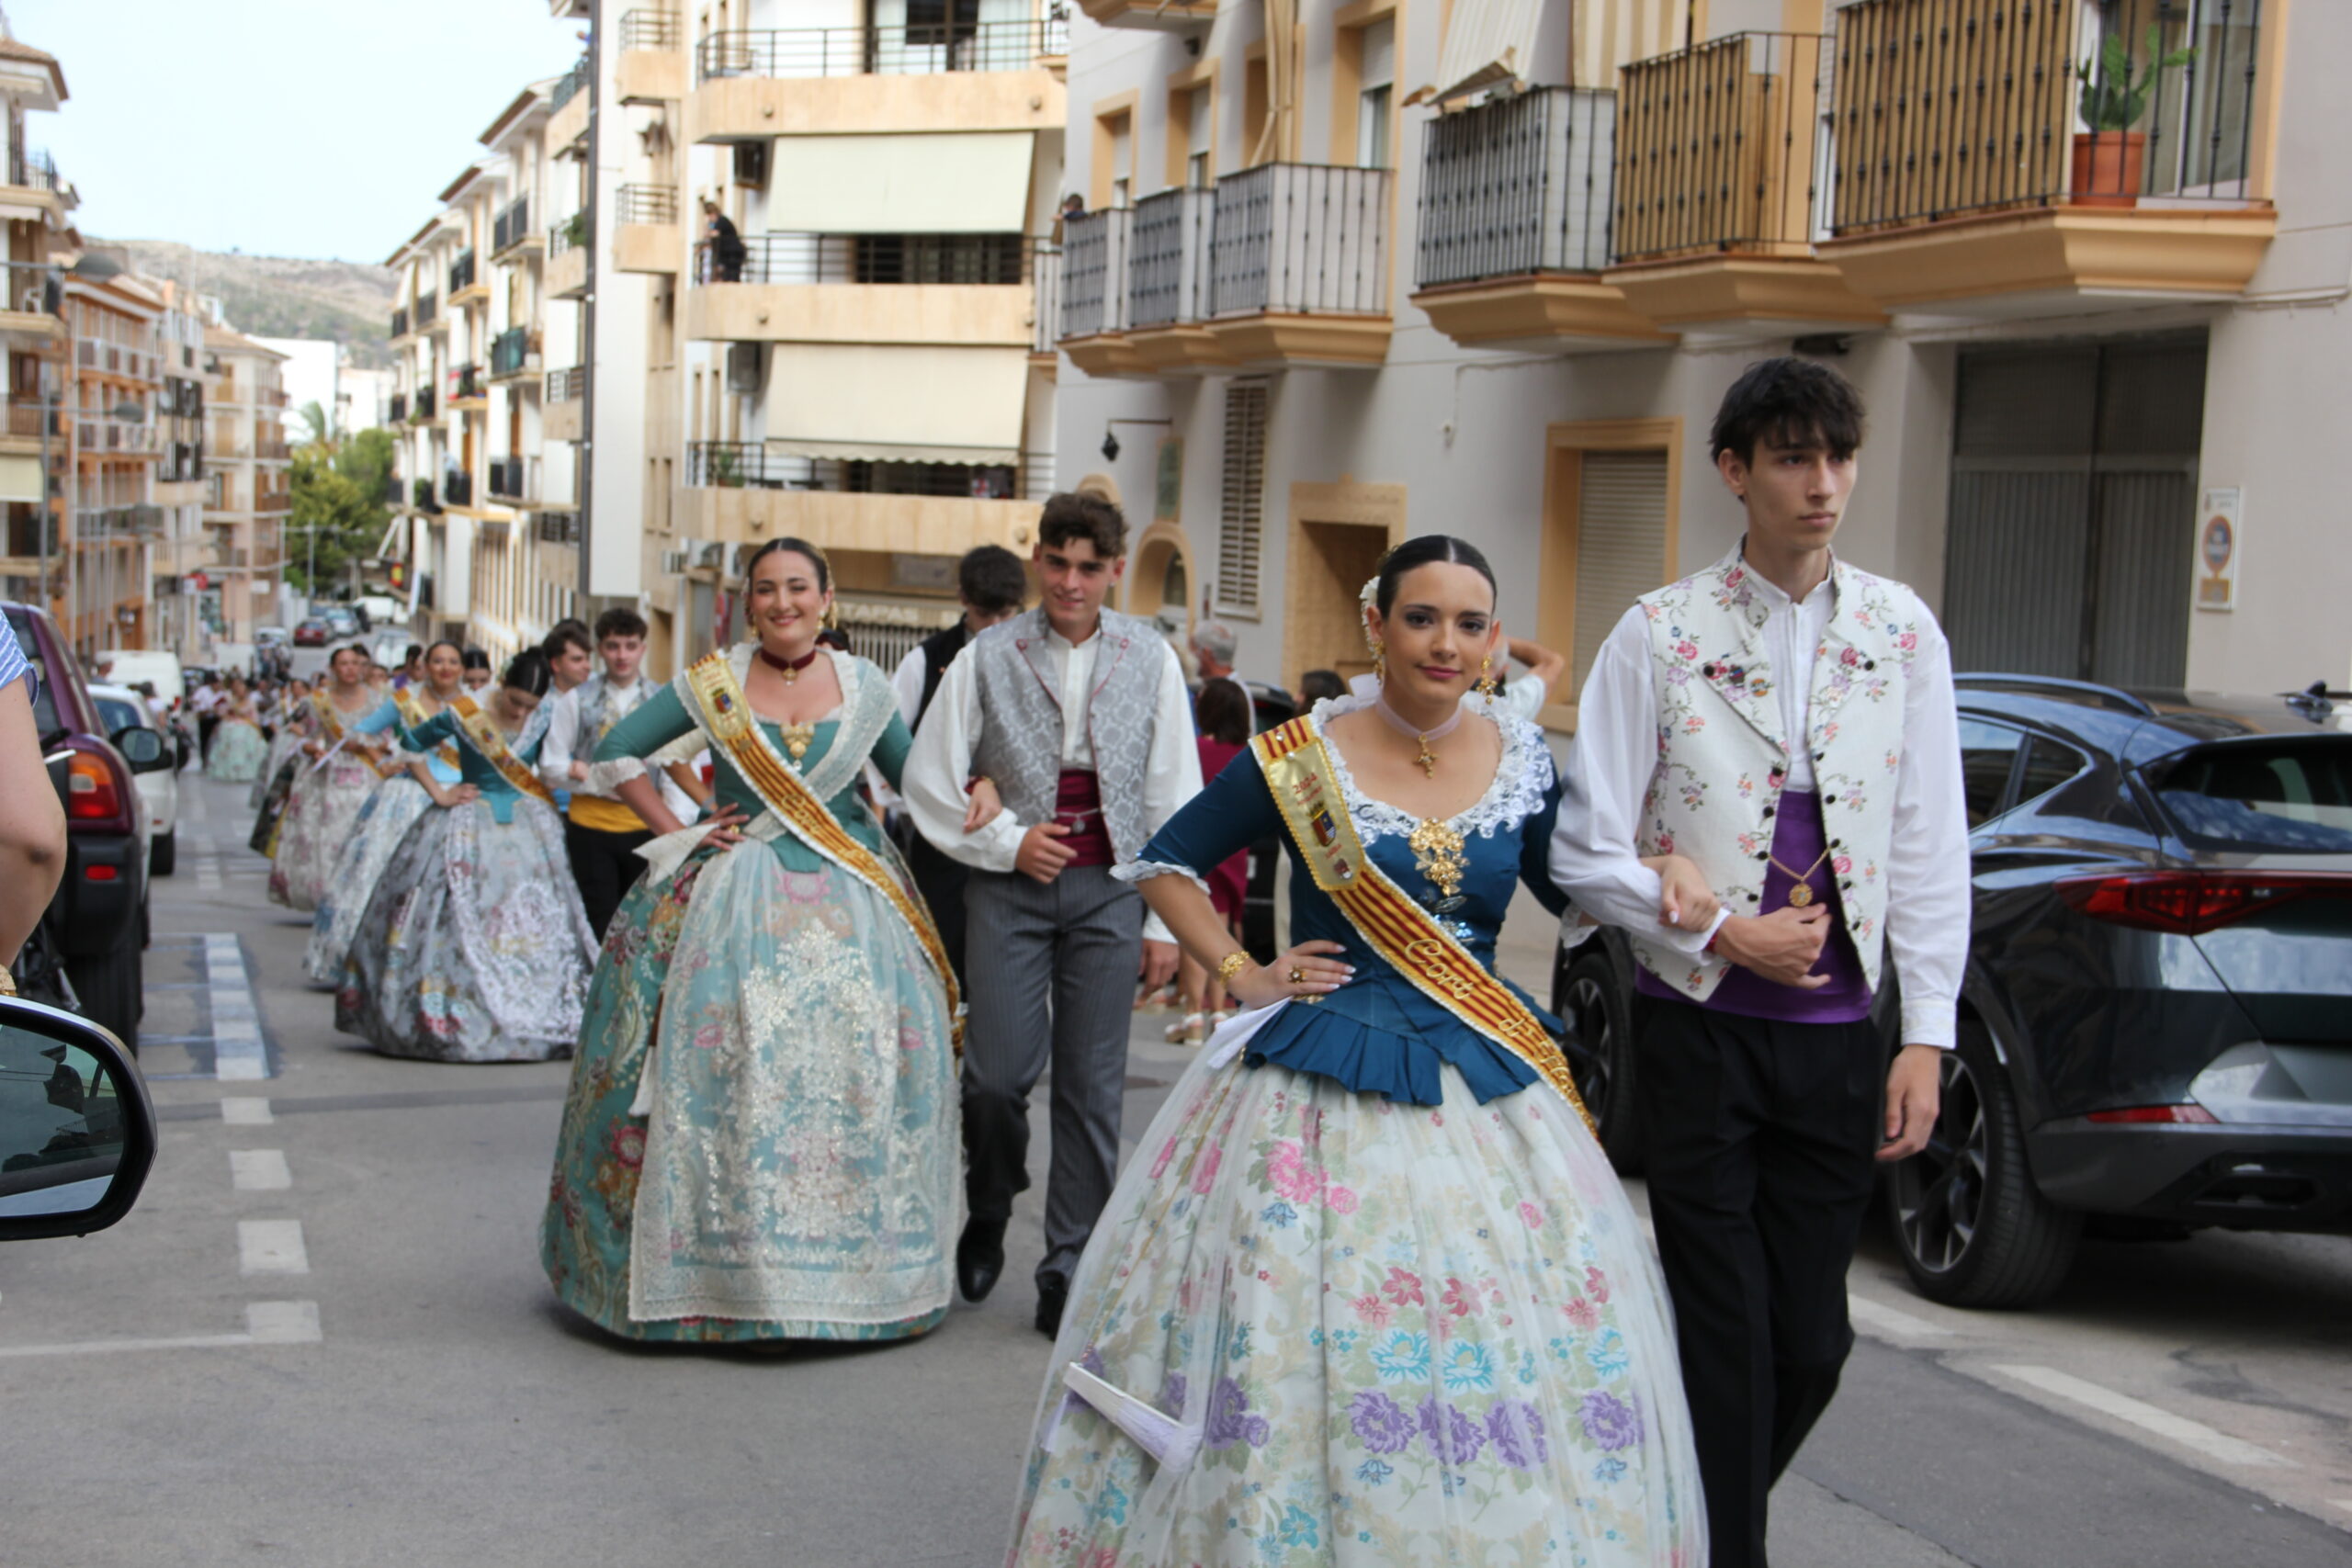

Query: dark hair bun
left=501, top=648, right=554, bottom=699
left=1373, top=536, right=1498, bottom=617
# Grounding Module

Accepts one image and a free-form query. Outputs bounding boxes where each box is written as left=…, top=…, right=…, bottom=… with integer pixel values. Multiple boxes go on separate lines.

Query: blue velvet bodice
left=1132, top=710, right=1568, bottom=1105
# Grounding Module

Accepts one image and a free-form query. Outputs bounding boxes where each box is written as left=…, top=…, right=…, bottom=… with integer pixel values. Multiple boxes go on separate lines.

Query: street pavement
left=2, top=771, right=2348, bottom=1566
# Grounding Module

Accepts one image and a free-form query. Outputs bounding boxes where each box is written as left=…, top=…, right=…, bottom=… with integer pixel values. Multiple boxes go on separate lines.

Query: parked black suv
left=1554, top=676, right=2352, bottom=1308
left=5, top=604, right=171, bottom=1048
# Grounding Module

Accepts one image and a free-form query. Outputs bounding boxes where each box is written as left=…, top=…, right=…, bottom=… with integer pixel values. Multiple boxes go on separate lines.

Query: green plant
left=2077, top=26, right=2197, bottom=133
left=707, top=445, right=743, bottom=488
left=561, top=210, right=590, bottom=248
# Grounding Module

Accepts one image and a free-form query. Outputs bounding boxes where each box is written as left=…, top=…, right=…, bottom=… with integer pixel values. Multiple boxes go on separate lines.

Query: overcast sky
left=12, top=0, right=587, bottom=266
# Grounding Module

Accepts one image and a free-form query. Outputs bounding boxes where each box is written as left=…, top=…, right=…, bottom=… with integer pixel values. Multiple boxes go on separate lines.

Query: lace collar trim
left=1304, top=692, right=1551, bottom=844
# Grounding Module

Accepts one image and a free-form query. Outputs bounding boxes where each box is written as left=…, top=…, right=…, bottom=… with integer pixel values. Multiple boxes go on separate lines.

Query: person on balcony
left=901, top=492, right=1200, bottom=1337
left=701, top=199, right=745, bottom=283
left=1548, top=357, right=1969, bottom=1568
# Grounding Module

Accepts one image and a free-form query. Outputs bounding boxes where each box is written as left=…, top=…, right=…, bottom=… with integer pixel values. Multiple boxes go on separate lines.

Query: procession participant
left=268, top=646, right=402, bottom=912
left=393, top=644, right=423, bottom=691
left=205, top=675, right=270, bottom=782
left=538, top=618, right=595, bottom=816
left=539, top=537, right=967, bottom=1345
left=190, top=671, right=222, bottom=754
left=302, top=640, right=468, bottom=984
left=460, top=646, right=493, bottom=693
left=1162, top=675, right=1253, bottom=1044
left=888, top=542, right=1027, bottom=989
left=1549, top=356, right=1968, bottom=1568
left=1495, top=634, right=1566, bottom=722
left=901, top=491, right=1199, bottom=1336
left=1006, top=535, right=1707, bottom=1568
left=339, top=649, right=595, bottom=1062
left=536, top=606, right=663, bottom=942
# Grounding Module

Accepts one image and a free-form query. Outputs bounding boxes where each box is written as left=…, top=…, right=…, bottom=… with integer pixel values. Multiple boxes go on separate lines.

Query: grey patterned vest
left=572, top=674, right=643, bottom=755
left=969, top=606, right=1166, bottom=864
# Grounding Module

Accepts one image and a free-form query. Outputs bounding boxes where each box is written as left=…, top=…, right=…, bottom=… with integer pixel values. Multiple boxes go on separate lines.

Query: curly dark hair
left=1710, top=355, right=1866, bottom=465
left=1038, top=491, right=1127, bottom=560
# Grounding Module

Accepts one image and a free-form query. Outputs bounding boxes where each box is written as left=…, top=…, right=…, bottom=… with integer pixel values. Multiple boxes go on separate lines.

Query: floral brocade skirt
left=304, top=775, right=432, bottom=984
left=1006, top=1022, right=1704, bottom=1568
left=206, top=718, right=270, bottom=783
left=267, top=758, right=378, bottom=913
left=538, top=838, right=959, bottom=1345
left=336, top=795, right=596, bottom=1062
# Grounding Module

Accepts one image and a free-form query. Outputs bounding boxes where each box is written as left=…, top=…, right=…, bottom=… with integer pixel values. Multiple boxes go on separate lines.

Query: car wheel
left=1558, top=949, right=1643, bottom=1174
left=1887, top=1021, right=2079, bottom=1308
left=64, top=914, right=142, bottom=1055
left=150, top=828, right=176, bottom=877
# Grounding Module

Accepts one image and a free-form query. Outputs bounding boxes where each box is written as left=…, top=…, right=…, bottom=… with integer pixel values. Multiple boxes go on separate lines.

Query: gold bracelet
left=1215, top=951, right=1251, bottom=986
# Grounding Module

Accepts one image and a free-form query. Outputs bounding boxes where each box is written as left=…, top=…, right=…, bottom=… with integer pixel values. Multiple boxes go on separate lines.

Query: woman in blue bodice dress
left=338, top=649, right=596, bottom=1062
left=539, top=537, right=964, bottom=1346
left=1005, top=536, right=1707, bottom=1568
left=303, top=640, right=467, bottom=984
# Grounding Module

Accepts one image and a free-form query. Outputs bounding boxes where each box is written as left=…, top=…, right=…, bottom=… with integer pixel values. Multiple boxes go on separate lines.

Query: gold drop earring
left=1371, top=639, right=1386, bottom=686
left=1475, top=656, right=1498, bottom=701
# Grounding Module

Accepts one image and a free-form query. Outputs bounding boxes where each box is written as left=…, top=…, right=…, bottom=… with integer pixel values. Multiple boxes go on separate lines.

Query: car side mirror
left=0, top=996, right=155, bottom=1241
left=111, top=725, right=170, bottom=773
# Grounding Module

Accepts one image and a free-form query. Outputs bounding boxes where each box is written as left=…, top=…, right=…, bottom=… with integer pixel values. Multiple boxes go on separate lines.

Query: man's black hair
left=958, top=544, right=1028, bottom=616
left=1709, top=356, right=1866, bottom=465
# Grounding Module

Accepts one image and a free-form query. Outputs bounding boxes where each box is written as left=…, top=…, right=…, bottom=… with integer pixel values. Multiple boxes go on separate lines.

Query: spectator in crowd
left=1298, top=669, right=1345, bottom=707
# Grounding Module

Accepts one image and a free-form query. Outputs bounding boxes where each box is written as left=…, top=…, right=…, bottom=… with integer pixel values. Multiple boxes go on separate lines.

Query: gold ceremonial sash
left=394, top=688, right=465, bottom=773
left=682, top=651, right=963, bottom=1052
left=312, top=692, right=404, bottom=779
left=447, top=695, right=559, bottom=807
left=1251, top=716, right=1594, bottom=1133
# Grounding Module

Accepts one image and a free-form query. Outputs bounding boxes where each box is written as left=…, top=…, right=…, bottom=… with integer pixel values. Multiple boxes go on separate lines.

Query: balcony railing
left=159, top=442, right=205, bottom=483
left=449, top=364, right=483, bottom=401
left=696, top=19, right=1067, bottom=82
left=1059, top=209, right=1130, bottom=338
left=413, top=478, right=441, bottom=513
left=449, top=248, right=478, bottom=294
left=0, top=257, right=52, bottom=316
left=545, top=366, right=586, bottom=402
left=1417, top=86, right=1615, bottom=288
left=489, top=327, right=531, bottom=378
left=686, top=439, right=1052, bottom=499
left=3, top=403, right=63, bottom=439
left=255, top=491, right=292, bottom=514
left=384, top=476, right=403, bottom=506
left=389, top=391, right=407, bottom=423
left=1207, top=164, right=1393, bottom=318
left=1829, top=0, right=2267, bottom=230
left=492, top=196, right=534, bottom=254
left=617, top=184, right=679, bottom=225
left=6, top=147, right=59, bottom=193
left=254, top=440, right=291, bottom=461
left=551, top=52, right=593, bottom=112
left=620, top=8, right=684, bottom=51
left=414, top=291, right=439, bottom=329
left=549, top=212, right=591, bottom=258
left=1129, top=187, right=1216, bottom=328
left=254, top=387, right=288, bottom=409
left=74, top=338, right=161, bottom=381
left=410, top=388, right=436, bottom=421
left=1615, top=31, right=1826, bottom=265
left=75, top=419, right=158, bottom=454
left=1031, top=244, right=1060, bottom=354
left=391, top=306, right=410, bottom=338
left=692, top=231, right=1034, bottom=286
left=444, top=472, right=472, bottom=507
left=536, top=509, right=582, bottom=545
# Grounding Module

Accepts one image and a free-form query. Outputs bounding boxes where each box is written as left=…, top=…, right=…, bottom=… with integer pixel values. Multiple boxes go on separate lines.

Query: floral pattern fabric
left=206, top=714, right=270, bottom=782
left=303, top=774, right=433, bottom=984
left=268, top=751, right=379, bottom=913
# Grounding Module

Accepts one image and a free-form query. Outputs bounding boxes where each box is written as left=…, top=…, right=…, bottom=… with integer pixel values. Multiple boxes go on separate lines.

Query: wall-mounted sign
left=1155, top=436, right=1183, bottom=525
left=2195, top=487, right=2242, bottom=613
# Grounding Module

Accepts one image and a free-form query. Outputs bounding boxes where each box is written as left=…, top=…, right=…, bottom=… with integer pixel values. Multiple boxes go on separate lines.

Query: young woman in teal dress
left=1005, top=536, right=1707, bottom=1568
left=303, top=641, right=466, bottom=984
left=338, top=649, right=597, bottom=1062
left=539, top=537, right=968, bottom=1345
left=205, top=677, right=271, bottom=782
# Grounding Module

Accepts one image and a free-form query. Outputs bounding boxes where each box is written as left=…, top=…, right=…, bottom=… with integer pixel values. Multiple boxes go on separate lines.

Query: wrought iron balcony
left=1615, top=31, right=1825, bottom=265
left=1418, top=87, right=1614, bottom=288
left=489, top=327, right=532, bottom=378
left=390, top=306, right=410, bottom=339
left=617, top=184, right=679, bottom=225
left=443, top=471, right=472, bottom=507
left=551, top=53, right=592, bottom=111
left=620, top=9, right=684, bottom=51
left=692, top=231, right=1033, bottom=286
left=413, top=291, right=439, bottom=329
left=448, top=364, right=483, bottom=401
left=695, top=19, right=1067, bottom=82
left=448, top=248, right=478, bottom=295
left=492, top=197, right=534, bottom=255
left=1058, top=209, right=1130, bottom=340
left=544, top=366, right=585, bottom=402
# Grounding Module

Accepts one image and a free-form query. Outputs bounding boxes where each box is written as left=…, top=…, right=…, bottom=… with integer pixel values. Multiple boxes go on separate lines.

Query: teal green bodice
left=406, top=709, right=545, bottom=825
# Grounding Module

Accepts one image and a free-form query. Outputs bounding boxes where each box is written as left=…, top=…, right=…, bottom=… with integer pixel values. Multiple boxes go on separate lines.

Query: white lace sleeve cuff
left=582, top=757, right=649, bottom=795
left=1113, top=859, right=1210, bottom=897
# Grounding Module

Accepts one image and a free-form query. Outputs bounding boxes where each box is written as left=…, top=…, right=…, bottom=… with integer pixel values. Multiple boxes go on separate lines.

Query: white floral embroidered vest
left=1628, top=546, right=1930, bottom=1001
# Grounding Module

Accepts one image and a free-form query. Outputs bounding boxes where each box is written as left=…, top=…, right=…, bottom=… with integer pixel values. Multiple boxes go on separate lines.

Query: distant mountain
left=95, top=239, right=397, bottom=369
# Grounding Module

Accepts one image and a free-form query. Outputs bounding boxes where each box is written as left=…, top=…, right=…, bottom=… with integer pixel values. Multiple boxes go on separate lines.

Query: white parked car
left=88, top=683, right=180, bottom=877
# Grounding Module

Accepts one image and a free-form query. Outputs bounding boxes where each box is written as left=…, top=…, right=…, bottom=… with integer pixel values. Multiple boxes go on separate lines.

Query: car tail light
left=2086, top=1104, right=2219, bottom=1125
left=85, top=863, right=118, bottom=882
left=2055, top=871, right=2352, bottom=935
left=64, top=750, right=122, bottom=821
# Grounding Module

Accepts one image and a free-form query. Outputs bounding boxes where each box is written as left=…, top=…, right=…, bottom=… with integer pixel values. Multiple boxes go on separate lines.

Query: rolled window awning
left=765, top=343, right=1029, bottom=467
left=1428, top=0, right=1543, bottom=104
left=0, top=454, right=40, bottom=502
left=766, top=133, right=1035, bottom=235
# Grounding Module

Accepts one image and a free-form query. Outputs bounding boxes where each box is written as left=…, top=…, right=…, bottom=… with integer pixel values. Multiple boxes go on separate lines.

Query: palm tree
left=297, top=399, right=334, bottom=451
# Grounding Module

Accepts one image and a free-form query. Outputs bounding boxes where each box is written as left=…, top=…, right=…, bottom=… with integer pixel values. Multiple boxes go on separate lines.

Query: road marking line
left=0, top=1302, right=322, bottom=1359
left=1849, top=1293, right=1954, bottom=1341
left=220, top=1097, right=273, bottom=1124
left=237, top=1218, right=309, bottom=1275
left=202, top=933, right=269, bottom=1081
left=229, top=1149, right=291, bottom=1191
left=1987, top=1364, right=2295, bottom=1469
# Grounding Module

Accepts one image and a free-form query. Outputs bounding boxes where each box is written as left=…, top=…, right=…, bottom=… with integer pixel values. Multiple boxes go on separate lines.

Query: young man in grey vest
left=903, top=492, right=1200, bottom=1335
left=1550, top=358, right=1970, bottom=1567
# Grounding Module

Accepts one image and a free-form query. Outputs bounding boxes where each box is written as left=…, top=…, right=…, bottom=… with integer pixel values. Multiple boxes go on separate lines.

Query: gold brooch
left=1408, top=818, right=1466, bottom=906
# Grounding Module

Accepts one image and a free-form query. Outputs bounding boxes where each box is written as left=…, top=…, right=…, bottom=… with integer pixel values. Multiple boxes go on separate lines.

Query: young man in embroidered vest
left=903, top=493, right=1201, bottom=1337
left=538, top=607, right=661, bottom=940
left=888, top=543, right=1029, bottom=991
left=540, top=619, right=594, bottom=815
left=1549, top=357, right=1970, bottom=1568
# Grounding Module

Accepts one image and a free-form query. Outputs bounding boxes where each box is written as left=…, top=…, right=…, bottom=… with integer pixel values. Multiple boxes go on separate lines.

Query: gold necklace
left=1408, top=818, right=1466, bottom=905
left=778, top=721, right=815, bottom=765
left=1770, top=845, right=1833, bottom=906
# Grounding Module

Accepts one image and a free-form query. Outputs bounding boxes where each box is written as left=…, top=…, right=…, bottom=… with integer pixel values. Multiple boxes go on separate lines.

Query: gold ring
left=1288, top=966, right=1306, bottom=984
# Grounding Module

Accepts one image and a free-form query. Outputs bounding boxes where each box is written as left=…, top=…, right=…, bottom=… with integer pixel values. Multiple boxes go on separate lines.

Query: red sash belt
left=1054, top=769, right=1114, bottom=867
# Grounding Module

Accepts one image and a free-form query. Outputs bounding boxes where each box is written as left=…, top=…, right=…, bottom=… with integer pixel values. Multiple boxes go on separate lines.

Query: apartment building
left=146, top=279, right=212, bottom=660
left=0, top=23, right=69, bottom=623
left=1051, top=0, right=2331, bottom=709
left=201, top=325, right=291, bottom=646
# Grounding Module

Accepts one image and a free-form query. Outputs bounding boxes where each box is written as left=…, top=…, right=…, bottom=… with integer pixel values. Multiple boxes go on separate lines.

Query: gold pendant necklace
left=1408, top=818, right=1466, bottom=903
left=1770, top=845, right=1833, bottom=906
left=1413, top=733, right=1438, bottom=777
left=778, top=721, right=815, bottom=766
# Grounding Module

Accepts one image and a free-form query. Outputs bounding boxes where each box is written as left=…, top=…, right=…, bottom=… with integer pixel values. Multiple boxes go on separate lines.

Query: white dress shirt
left=538, top=676, right=696, bottom=820
left=902, top=621, right=1203, bottom=945
left=1550, top=557, right=1971, bottom=1048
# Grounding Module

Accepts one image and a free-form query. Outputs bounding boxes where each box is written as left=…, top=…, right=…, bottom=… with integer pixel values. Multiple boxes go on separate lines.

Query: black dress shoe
left=1035, top=1277, right=1069, bottom=1338
left=956, top=1218, right=1006, bottom=1303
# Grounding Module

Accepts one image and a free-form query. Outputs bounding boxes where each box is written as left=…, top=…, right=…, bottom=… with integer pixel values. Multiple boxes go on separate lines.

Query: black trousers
left=1634, top=994, right=1884, bottom=1568
left=564, top=818, right=653, bottom=942
left=902, top=828, right=970, bottom=993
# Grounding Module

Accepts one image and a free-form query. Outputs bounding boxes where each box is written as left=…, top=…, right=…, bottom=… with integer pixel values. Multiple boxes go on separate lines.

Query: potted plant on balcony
left=2074, top=25, right=2196, bottom=209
